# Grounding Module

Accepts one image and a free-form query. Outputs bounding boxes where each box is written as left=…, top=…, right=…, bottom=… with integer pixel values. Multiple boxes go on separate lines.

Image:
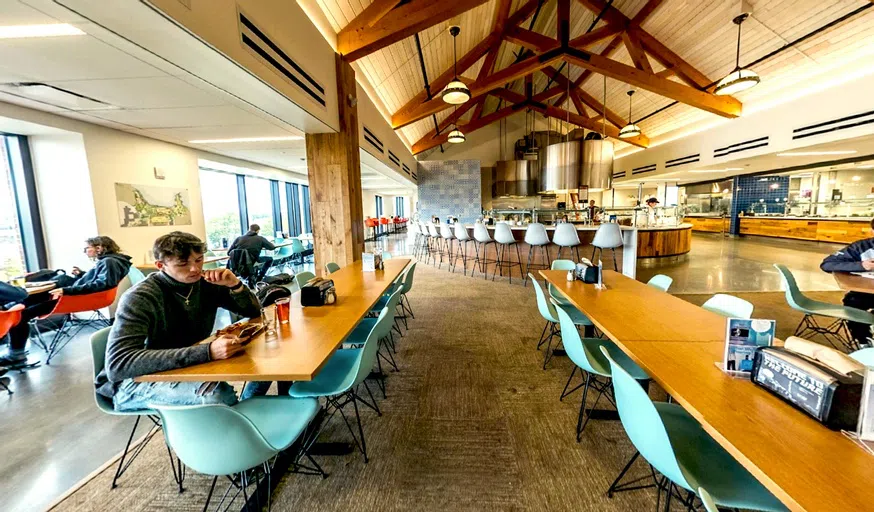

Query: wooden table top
left=538, top=270, right=726, bottom=342
left=24, top=282, right=56, bottom=295
left=615, top=340, right=874, bottom=512
left=136, top=258, right=410, bottom=382
left=833, top=272, right=874, bottom=294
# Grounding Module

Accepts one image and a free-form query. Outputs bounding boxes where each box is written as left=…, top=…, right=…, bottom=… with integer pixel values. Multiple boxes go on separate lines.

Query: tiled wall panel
left=417, top=160, right=482, bottom=223
left=729, top=175, right=790, bottom=234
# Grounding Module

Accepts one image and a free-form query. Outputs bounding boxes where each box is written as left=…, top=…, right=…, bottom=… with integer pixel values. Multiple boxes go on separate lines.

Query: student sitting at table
left=95, top=231, right=261, bottom=411
left=229, top=224, right=276, bottom=282
left=820, top=220, right=874, bottom=346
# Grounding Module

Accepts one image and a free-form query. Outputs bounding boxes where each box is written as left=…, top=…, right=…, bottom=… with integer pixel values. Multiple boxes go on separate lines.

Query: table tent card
left=723, top=318, right=776, bottom=373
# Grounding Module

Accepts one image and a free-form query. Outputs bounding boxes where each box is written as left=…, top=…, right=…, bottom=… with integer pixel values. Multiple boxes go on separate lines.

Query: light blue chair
left=397, top=262, right=417, bottom=321
left=128, top=266, right=146, bottom=285
left=154, top=395, right=320, bottom=510
left=702, top=294, right=754, bottom=319
left=850, top=347, right=874, bottom=366
left=549, top=259, right=576, bottom=306
left=554, top=304, right=648, bottom=441
left=290, top=239, right=307, bottom=267
left=530, top=273, right=593, bottom=369
left=272, top=244, right=294, bottom=273
left=367, top=285, right=405, bottom=366
left=699, top=488, right=719, bottom=512
left=373, top=263, right=417, bottom=333
left=600, top=346, right=787, bottom=512
left=382, top=251, right=392, bottom=260
left=289, top=303, right=395, bottom=463
left=646, top=274, right=673, bottom=292
left=294, top=271, right=316, bottom=287
left=90, top=328, right=183, bottom=491
left=325, top=262, right=341, bottom=274
left=775, top=264, right=874, bottom=351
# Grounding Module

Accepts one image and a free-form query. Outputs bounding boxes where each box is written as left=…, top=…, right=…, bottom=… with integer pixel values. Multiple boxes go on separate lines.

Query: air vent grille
left=793, top=109, right=874, bottom=140
left=363, top=126, right=384, bottom=154
left=388, top=150, right=400, bottom=167
left=631, top=163, right=656, bottom=175
left=665, top=153, right=700, bottom=169
left=411, top=172, right=418, bottom=181
left=238, top=12, right=325, bottom=108
left=714, top=136, right=769, bottom=158
left=612, top=171, right=626, bottom=179
left=402, top=163, right=411, bottom=175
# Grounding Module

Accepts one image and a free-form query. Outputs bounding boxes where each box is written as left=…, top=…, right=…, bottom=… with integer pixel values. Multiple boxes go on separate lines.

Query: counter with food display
left=684, top=214, right=730, bottom=233
left=738, top=216, right=872, bottom=244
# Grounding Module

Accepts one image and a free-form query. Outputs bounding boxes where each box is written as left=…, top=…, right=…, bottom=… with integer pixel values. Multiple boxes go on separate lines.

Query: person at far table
left=588, top=200, right=599, bottom=222
left=229, top=224, right=275, bottom=282
left=820, top=219, right=874, bottom=346
left=95, top=231, right=261, bottom=411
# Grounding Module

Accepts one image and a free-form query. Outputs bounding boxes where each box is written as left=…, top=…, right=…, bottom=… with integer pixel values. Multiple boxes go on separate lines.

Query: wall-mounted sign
left=115, top=183, right=192, bottom=227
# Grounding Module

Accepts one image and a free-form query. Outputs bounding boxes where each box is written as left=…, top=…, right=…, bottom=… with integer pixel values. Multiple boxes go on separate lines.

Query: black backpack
left=261, top=273, right=294, bottom=286
left=26, top=269, right=65, bottom=282
left=256, top=284, right=291, bottom=307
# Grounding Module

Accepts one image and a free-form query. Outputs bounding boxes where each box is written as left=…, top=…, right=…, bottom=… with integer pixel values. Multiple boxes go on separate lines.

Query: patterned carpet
left=51, top=262, right=846, bottom=511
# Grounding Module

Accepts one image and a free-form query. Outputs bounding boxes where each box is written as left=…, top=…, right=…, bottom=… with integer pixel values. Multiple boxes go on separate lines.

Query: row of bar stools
left=492, top=222, right=523, bottom=284
left=451, top=224, right=475, bottom=275
left=472, top=223, right=497, bottom=279
left=523, top=223, right=551, bottom=287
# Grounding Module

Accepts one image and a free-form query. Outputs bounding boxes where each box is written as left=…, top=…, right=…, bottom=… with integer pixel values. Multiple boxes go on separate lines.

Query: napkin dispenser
left=750, top=346, right=863, bottom=430
left=300, top=278, right=337, bottom=307
left=573, top=261, right=600, bottom=284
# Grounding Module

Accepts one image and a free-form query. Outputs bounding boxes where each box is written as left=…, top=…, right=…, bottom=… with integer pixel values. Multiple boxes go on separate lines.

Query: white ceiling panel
left=146, top=123, right=299, bottom=142
left=0, top=0, right=57, bottom=24
left=84, top=105, right=268, bottom=129
left=45, top=76, right=226, bottom=110
left=0, top=90, right=68, bottom=112
left=221, top=148, right=309, bottom=173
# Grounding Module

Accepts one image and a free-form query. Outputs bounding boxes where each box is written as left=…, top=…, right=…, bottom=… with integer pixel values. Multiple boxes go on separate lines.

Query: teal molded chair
left=290, top=239, right=307, bottom=267
left=554, top=304, right=648, bottom=441
left=549, top=259, right=576, bottom=306
left=370, top=281, right=406, bottom=341
left=154, top=395, right=320, bottom=510
left=382, top=251, right=392, bottom=260
left=90, top=328, right=184, bottom=491
left=295, top=271, right=316, bottom=287
left=272, top=245, right=294, bottom=272
left=702, top=294, right=754, bottom=319
left=397, top=262, right=417, bottom=321
left=600, top=346, right=787, bottom=512
left=775, top=264, right=874, bottom=351
left=646, top=274, right=673, bottom=292
left=289, top=303, right=395, bottom=462
left=699, top=488, right=719, bottom=512
left=530, top=274, right=592, bottom=369
left=374, top=263, right=417, bottom=332
left=850, top=347, right=874, bottom=366
left=325, top=262, right=341, bottom=274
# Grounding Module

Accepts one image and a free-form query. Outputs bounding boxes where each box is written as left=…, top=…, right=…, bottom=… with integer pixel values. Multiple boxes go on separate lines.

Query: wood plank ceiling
left=313, top=0, right=874, bottom=156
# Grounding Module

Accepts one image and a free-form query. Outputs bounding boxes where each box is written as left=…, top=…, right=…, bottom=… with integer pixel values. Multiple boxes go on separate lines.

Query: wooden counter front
left=739, top=217, right=871, bottom=244
left=686, top=216, right=729, bottom=233
left=636, top=225, right=691, bottom=258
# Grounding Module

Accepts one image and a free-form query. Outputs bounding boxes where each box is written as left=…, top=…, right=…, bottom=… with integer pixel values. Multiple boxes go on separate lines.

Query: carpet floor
left=51, top=262, right=848, bottom=512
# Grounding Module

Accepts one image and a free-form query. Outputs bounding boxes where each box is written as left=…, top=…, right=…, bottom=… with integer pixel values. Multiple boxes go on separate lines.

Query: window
left=200, top=169, right=242, bottom=249
left=279, top=182, right=290, bottom=235
left=0, top=135, right=45, bottom=279
left=395, top=197, right=404, bottom=218
left=0, top=142, right=25, bottom=279
left=245, top=176, right=274, bottom=237
left=288, top=183, right=301, bottom=236
left=375, top=195, right=384, bottom=233
left=300, top=185, right=312, bottom=234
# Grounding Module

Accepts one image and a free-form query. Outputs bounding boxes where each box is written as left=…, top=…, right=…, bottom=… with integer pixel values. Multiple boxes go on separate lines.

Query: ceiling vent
left=363, top=125, right=384, bottom=154
left=713, top=136, right=769, bottom=158
left=665, top=153, right=700, bottom=169
left=792, top=109, right=874, bottom=141
left=0, top=82, right=115, bottom=110
left=388, top=150, right=400, bottom=167
left=631, top=163, right=657, bottom=175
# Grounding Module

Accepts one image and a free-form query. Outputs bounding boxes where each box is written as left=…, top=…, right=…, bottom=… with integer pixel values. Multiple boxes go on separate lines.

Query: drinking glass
left=275, top=297, right=290, bottom=324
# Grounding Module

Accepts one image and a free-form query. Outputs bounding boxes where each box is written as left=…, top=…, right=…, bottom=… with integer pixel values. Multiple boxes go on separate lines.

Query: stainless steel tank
left=581, top=138, right=614, bottom=190
left=493, top=160, right=538, bottom=197
left=540, top=140, right=582, bottom=192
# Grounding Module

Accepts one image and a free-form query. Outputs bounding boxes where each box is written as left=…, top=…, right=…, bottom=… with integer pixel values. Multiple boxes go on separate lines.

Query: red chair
left=34, top=287, right=119, bottom=365
left=364, top=218, right=379, bottom=241
left=380, top=217, right=389, bottom=236
left=0, top=304, right=24, bottom=394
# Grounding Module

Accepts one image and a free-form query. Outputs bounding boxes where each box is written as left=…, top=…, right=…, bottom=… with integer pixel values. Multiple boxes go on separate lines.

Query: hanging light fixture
left=618, top=90, right=641, bottom=139
left=447, top=105, right=465, bottom=143
left=714, top=13, right=760, bottom=96
left=442, top=26, right=470, bottom=105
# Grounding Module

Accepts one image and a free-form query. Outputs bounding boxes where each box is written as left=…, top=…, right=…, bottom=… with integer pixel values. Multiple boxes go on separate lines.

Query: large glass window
left=200, top=169, right=242, bottom=249
left=0, top=135, right=44, bottom=278
left=279, top=183, right=290, bottom=235
left=375, top=195, right=384, bottom=233
left=395, top=196, right=404, bottom=218
left=300, top=185, right=312, bottom=234
left=0, top=141, right=25, bottom=279
left=245, top=176, right=274, bottom=237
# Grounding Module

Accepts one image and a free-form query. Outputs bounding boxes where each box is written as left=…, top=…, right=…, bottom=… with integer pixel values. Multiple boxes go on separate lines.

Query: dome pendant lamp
left=714, top=13, right=760, bottom=96
left=441, top=26, right=470, bottom=105
left=618, top=90, right=641, bottom=139
left=447, top=105, right=465, bottom=144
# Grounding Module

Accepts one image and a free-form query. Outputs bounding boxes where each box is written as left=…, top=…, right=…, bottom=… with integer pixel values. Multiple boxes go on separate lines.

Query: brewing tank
left=493, top=160, right=538, bottom=197
left=581, top=138, right=614, bottom=190
left=540, top=140, right=582, bottom=192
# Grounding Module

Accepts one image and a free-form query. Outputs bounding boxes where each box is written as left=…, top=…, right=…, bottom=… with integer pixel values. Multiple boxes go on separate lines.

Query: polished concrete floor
left=0, top=232, right=847, bottom=511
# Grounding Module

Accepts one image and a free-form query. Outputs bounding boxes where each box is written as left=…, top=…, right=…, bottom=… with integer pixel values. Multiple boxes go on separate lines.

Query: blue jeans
left=113, top=379, right=238, bottom=412
left=241, top=381, right=292, bottom=400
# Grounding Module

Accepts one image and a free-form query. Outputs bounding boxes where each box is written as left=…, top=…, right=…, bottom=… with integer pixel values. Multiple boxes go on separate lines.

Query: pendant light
left=447, top=105, right=465, bottom=143
left=441, top=26, right=470, bottom=105
left=714, top=13, right=760, bottom=96
left=618, top=90, right=641, bottom=139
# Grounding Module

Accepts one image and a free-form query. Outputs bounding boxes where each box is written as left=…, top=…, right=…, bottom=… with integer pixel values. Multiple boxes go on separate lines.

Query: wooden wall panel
left=739, top=218, right=871, bottom=244
left=816, top=220, right=872, bottom=244
left=686, top=216, right=728, bottom=233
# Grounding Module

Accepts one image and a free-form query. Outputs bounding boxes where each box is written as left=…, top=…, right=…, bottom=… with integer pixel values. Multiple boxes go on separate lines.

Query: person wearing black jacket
left=820, top=221, right=874, bottom=345
left=229, top=224, right=275, bottom=281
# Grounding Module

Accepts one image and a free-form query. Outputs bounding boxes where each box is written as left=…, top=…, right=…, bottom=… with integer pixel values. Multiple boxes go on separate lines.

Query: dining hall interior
left=3, top=0, right=874, bottom=511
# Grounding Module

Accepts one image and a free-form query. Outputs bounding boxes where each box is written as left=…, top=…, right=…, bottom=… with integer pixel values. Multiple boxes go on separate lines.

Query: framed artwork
left=115, top=182, right=192, bottom=227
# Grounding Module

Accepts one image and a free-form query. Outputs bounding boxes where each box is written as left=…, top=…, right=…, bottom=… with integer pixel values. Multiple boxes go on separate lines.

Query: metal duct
left=540, top=141, right=582, bottom=192
left=493, top=160, right=538, bottom=197
left=581, top=138, right=614, bottom=190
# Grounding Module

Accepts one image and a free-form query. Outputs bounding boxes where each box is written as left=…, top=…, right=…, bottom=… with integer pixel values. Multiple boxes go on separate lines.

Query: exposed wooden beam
left=492, top=0, right=513, bottom=34
left=392, top=49, right=564, bottom=129
left=435, top=98, right=480, bottom=135
left=341, top=0, right=404, bottom=33
left=338, top=0, right=490, bottom=61
left=568, top=24, right=622, bottom=50
left=505, top=26, right=559, bottom=53
left=533, top=84, right=565, bottom=103
left=564, top=48, right=741, bottom=118
left=621, top=30, right=653, bottom=73
left=542, top=65, right=627, bottom=128
left=630, top=0, right=666, bottom=25
left=557, top=0, right=571, bottom=47
left=631, top=27, right=711, bottom=89
left=553, top=34, right=622, bottom=107
left=570, top=90, right=588, bottom=117
left=656, top=68, right=676, bottom=79
left=506, top=0, right=542, bottom=30
left=413, top=103, right=520, bottom=154
left=575, top=0, right=630, bottom=28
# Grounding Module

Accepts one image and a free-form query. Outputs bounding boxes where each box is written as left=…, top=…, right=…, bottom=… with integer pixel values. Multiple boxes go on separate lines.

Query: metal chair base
left=493, top=243, right=523, bottom=284
left=794, top=314, right=858, bottom=352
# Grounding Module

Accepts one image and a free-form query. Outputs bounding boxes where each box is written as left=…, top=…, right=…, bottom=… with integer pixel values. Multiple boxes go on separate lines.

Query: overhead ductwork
left=540, top=140, right=582, bottom=192
left=581, top=134, right=614, bottom=190
left=493, top=160, right=538, bottom=197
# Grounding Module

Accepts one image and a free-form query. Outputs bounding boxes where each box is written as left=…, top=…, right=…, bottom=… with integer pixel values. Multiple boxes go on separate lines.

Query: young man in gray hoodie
left=95, top=231, right=261, bottom=411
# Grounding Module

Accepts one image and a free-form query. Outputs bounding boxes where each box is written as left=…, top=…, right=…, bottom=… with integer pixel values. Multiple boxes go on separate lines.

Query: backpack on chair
left=256, top=284, right=292, bottom=307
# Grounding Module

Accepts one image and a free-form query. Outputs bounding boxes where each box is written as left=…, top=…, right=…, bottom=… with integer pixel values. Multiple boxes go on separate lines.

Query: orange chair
left=0, top=304, right=24, bottom=394
left=364, top=218, right=379, bottom=241
left=34, top=287, right=119, bottom=365
left=380, top=217, right=389, bottom=236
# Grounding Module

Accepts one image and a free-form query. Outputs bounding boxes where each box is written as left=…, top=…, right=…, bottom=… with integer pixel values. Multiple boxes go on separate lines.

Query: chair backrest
left=325, top=262, right=341, bottom=274
left=698, top=488, right=719, bottom=512
left=850, top=347, right=874, bottom=366
left=646, top=274, right=673, bottom=292
left=348, top=294, right=401, bottom=388
left=154, top=403, right=279, bottom=476
left=0, top=304, right=23, bottom=339
left=295, top=271, right=316, bottom=286
left=473, top=223, right=493, bottom=243
left=51, top=286, right=119, bottom=316
left=90, top=327, right=116, bottom=413
left=702, top=294, right=754, bottom=319
left=128, top=266, right=146, bottom=286
left=439, top=223, right=454, bottom=239
left=551, top=259, right=575, bottom=270
left=553, top=222, right=581, bottom=247
left=382, top=251, right=392, bottom=260
left=554, top=304, right=609, bottom=375
left=494, top=222, right=516, bottom=244
left=400, top=262, right=417, bottom=294
left=600, top=346, right=691, bottom=490
left=108, top=275, right=133, bottom=318
left=592, top=222, right=623, bottom=249
left=273, top=245, right=293, bottom=259
left=524, top=223, right=550, bottom=246
left=529, top=274, right=558, bottom=323
left=454, top=223, right=471, bottom=241
left=428, top=223, right=440, bottom=237
left=773, top=264, right=813, bottom=311
left=291, top=239, right=306, bottom=254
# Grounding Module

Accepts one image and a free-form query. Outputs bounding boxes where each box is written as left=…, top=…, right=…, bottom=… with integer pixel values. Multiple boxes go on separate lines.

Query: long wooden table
left=833, top=271, right=874, bottom=294
left=137, top=258, right=410, bottom=382
left=539, top=269, right=874, bottom=512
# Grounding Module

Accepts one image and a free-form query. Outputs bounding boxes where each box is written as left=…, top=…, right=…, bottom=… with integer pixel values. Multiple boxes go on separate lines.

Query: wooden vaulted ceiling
left=315, top=0, right=874, bottom=156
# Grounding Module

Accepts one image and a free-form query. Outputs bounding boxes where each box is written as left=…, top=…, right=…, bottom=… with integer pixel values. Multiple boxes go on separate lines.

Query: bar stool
left=415, top=222, right=429, bottom=261
left=438, top=223, right=456, bottom=270
left=472, top=222, right=497, bottom=280
left=426, top=223, right=441, bottom=266
left=493, top=222, right=523, bottom=284
left=523, top=223, right=552, bottom=287
left=452, top=223, right=475, bottom=276
left=591, top=222, right=623, bottom=271
left=553, top=222, right=582, bottom=262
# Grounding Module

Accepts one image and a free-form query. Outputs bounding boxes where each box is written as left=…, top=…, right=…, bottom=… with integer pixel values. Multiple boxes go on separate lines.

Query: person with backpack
left=228, top=224, right=276, bottom=282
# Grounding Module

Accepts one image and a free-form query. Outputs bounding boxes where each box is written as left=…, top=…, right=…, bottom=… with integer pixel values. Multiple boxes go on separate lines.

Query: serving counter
left=738, top=216, right=871, bottom=244
left=685, top=215, right=729, bottom=234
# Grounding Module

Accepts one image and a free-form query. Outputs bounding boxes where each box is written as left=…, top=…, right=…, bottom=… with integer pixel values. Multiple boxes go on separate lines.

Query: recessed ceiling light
left=852, top=175, right=862, bottom=181
left=857, top=164, right=874, bottom=169
left=725, top=167, right=743, bottom=171
left=0, top=24, right=85, bottom=39
left=775, top=151, right=857, bottom=156
left=188, top=136, right=304, bottom=144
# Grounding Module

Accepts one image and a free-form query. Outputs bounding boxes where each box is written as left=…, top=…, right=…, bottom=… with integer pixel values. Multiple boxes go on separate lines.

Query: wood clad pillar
left=305, top=54, right=365, bottom=274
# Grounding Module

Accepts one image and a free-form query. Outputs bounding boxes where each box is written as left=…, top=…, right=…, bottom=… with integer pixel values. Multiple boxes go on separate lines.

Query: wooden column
left=305, top=54, right=365, bottom=274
